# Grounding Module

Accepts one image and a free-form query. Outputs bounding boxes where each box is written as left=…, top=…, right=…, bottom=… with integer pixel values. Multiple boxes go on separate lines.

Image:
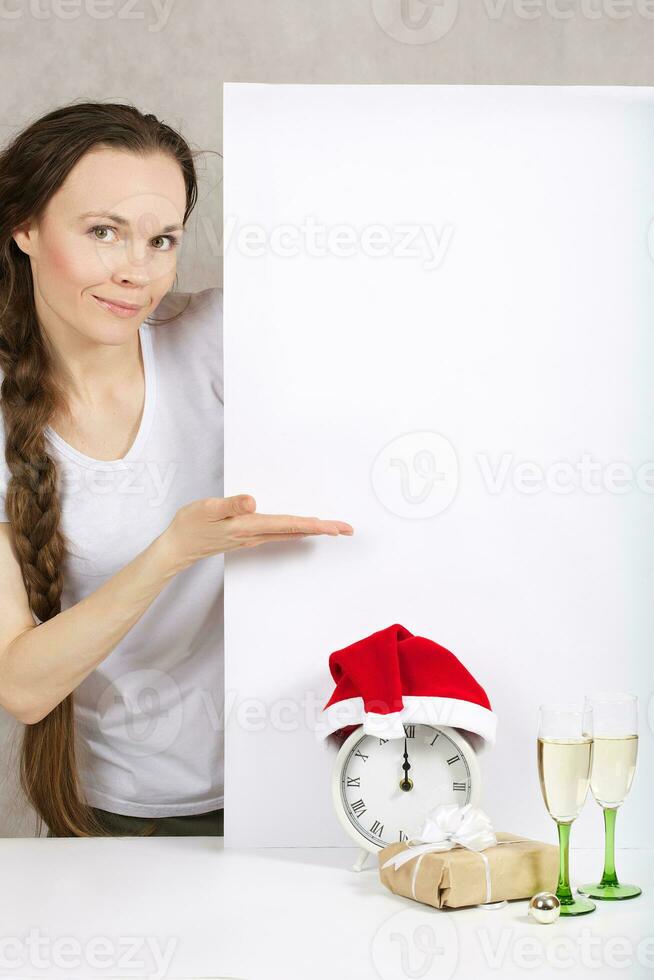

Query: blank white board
left=223, top=83, right=654, bottom=848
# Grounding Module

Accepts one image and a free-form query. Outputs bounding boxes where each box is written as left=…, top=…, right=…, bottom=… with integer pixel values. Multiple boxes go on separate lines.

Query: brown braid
left=0, top=100, right=209, bottom=836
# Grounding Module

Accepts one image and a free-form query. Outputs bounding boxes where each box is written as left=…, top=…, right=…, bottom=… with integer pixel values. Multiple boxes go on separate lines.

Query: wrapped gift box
left=379, top=831, right=559, bottom=909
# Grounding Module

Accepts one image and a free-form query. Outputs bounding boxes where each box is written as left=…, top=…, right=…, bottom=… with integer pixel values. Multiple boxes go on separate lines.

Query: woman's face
left=12, top=145, right=187, bottom=346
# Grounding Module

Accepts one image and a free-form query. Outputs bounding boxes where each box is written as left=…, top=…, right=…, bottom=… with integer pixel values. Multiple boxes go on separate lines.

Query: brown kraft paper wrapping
left=378, top=832, right=560, bottom=909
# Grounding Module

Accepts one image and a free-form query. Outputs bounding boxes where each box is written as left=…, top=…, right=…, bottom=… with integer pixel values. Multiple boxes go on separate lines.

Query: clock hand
left=400, top=735, right=413, bottom=792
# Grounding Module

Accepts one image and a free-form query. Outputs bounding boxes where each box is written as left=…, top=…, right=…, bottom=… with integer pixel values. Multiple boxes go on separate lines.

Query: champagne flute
left=537, top=703, right=596, bottom=915
left=577, top=692, right=641, bottom=900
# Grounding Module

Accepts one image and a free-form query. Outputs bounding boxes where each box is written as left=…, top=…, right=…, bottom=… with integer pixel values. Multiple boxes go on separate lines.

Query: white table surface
left=0, top=839, right=651, bottom=980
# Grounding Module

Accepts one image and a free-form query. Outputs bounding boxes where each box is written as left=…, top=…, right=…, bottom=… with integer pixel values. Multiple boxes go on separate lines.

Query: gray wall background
left=1, top=0, right=652, bottom=835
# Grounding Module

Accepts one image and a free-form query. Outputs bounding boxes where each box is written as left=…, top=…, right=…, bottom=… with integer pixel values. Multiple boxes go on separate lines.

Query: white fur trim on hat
left=314, top=694, right=497, bottom=749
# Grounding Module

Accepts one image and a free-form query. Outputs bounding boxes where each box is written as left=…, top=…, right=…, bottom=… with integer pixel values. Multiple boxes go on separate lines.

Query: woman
left=0, top=101, right=353, bottom=838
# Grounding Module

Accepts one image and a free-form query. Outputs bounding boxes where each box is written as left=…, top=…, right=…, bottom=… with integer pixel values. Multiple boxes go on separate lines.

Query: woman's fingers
left=166, top=498, right=353, bottom=568
left=235, top=513, right=353, bottom=536
left=242, top=530, right=347, bottom=547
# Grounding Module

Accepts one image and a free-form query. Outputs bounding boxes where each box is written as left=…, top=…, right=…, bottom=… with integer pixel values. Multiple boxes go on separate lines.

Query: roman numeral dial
left=338, top=723, right=475, bottom=849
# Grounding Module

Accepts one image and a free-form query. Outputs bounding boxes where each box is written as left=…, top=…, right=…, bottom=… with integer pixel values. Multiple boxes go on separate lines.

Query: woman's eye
left=151, top=235, right=179, bottom=251
left=89, top=226, right=179, bottom=251
left=90, top=225, right=118, bottom=243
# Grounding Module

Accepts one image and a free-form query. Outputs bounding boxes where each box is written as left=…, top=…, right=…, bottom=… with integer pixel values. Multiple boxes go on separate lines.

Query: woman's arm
left=0, top=494, right=353, bottom=725
left=0, top=521, right=181, bottom=725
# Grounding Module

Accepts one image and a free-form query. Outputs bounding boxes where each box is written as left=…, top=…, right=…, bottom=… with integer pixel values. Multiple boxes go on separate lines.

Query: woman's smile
left=91, top=293, right=145, bottom=317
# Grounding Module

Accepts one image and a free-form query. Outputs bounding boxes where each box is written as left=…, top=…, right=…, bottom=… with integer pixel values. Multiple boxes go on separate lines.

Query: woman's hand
left=161, top=495, right=354, bottom=572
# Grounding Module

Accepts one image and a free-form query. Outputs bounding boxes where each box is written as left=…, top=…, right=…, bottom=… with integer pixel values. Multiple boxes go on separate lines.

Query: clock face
left=336, top=723, right=478, bottom=850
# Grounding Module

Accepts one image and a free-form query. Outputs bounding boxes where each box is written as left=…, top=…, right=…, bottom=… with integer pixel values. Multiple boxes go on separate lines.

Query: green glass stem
left=556, top=821, right=574, bottom=904
left=599, top=806, right=620, bottom=888
left=578, top=802, right=640, bottom=900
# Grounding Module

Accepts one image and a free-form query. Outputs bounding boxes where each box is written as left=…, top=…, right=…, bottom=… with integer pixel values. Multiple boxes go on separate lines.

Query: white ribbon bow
left=381, top=802, right=497, bottom=871
left=381, top=802, right=519, bottom=906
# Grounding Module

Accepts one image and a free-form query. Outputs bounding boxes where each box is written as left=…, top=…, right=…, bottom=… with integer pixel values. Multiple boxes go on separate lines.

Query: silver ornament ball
left=528, top=891, right=561, bottom=924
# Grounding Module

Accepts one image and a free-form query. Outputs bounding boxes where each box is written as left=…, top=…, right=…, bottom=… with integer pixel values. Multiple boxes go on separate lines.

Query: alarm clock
left=331, top=721, right=481, bottom=871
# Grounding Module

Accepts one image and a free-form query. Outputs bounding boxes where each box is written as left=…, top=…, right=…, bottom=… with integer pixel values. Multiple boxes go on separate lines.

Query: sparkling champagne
left=537, top=736, right=592, bottom=822
left=589, top=734, right=638, bottom=808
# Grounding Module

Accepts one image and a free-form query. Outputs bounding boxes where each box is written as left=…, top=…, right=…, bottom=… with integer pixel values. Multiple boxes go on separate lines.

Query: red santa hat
left=315, top=623, right=497, bottom=752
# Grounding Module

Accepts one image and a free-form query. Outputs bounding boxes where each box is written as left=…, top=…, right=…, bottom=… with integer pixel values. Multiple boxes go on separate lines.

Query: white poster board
left=223, top=83, right=653, bottom=848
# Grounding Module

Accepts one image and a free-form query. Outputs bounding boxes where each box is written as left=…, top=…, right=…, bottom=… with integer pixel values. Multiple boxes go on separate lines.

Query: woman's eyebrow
left=77, top=210, right=184, bottom=233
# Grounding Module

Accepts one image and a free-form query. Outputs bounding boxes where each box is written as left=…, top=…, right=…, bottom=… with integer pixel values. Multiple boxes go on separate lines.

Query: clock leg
left=352, top=848, right=370, bottom=872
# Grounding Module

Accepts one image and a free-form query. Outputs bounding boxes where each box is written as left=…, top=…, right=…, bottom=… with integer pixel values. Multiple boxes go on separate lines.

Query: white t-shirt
left=0, top=287, right=224, bottom=817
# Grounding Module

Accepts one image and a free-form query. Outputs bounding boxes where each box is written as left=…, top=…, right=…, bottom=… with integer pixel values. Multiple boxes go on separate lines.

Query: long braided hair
left=0, top=101, right=201, bottom=836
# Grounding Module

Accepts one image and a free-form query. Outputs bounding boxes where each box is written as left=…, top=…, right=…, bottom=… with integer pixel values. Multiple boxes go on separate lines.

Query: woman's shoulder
left=145, top=285, right=222, bottom=353
left=147, top=286, right=223, bottom=337
left=144, top=286, right=223, bottom=397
